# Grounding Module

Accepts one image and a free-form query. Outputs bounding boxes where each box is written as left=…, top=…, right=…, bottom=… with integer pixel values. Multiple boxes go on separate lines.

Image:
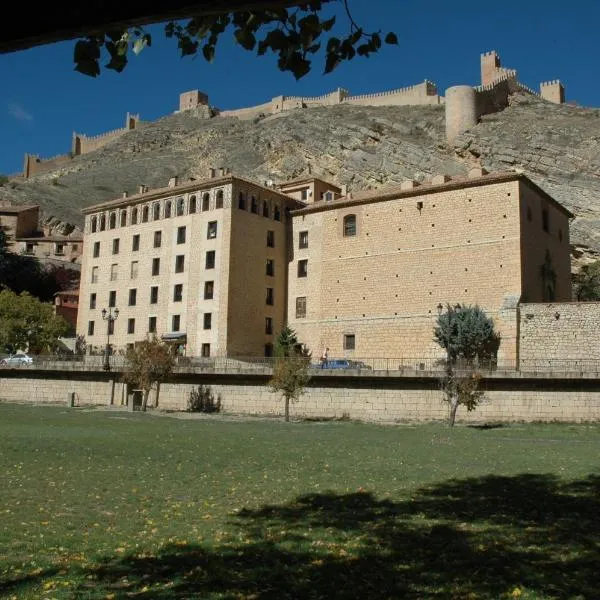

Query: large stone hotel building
left=77, top=168, right=572, bottom=363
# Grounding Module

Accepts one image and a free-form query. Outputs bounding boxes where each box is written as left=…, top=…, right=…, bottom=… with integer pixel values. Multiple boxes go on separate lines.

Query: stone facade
left=519, top=302, right=600, bottom=365
left=77, top=172, right=301, bottom=357
left=287, top=171, right=572, bottom=364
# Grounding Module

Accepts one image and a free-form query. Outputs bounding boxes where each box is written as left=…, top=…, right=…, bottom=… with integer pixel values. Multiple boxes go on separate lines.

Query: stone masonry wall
left=1, top=370, right=599, bottom=423
left=519, top=302, right=600, bottom=363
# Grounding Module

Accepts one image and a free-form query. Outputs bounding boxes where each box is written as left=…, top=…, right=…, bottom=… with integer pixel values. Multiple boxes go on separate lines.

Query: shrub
left=188, top=385, right=222, bottom=413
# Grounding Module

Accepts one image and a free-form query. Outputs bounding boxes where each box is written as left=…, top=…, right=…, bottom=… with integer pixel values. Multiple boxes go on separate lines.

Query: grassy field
left=0, top=404, right=598, bottom=599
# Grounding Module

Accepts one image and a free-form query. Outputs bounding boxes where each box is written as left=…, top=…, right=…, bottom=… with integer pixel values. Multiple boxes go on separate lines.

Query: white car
left=0, top=354, right=33, bottom=366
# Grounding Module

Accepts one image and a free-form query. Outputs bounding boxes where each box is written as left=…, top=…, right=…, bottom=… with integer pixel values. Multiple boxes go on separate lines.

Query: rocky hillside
left=3, top=93, right=600, bottom=266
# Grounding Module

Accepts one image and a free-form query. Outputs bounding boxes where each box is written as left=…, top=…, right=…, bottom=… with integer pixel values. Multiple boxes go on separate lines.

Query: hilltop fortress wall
left=20, top=51, right=565, bottom=179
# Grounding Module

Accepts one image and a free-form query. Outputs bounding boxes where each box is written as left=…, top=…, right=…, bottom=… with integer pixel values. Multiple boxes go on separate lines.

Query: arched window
left=238, top=192, right=246, bottom=210
left=91, top=216, right=97, bottom=233
left=250, top=196, right=258, bottom=214
left=120, top=210, right=127, bottom=227
left=176, top=197, right=185, bottom=216
left=99, top=214, right=106, bottom=231
left=131, top=207, right=138, bottom=225
left=263, top=200, right=269, bottom=218
left=189, top=195, right=197, bottom=214
left=153, top=202, right=160, bottom=220
left=274, top=205, right=281, bottom=221
left=165, top=201, right=172, bottom=218
left=142, top=205, right=149, bottom=223
left=216, top=190, right=224, bottom=209
left=109, top=212, right=117, bottom=229
left=343, top=214, right=357, bottom=237
left=202, top=193, right=210, bottom=211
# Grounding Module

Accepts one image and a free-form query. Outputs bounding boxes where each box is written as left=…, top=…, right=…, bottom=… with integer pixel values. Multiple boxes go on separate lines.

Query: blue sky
left=1, top=0, right=598, bottom=174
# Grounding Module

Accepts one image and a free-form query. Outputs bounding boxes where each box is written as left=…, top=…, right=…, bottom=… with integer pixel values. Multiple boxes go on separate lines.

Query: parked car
left=0, top=354, right=33, bottom=366
left=312, top=359, right=372, bottom=370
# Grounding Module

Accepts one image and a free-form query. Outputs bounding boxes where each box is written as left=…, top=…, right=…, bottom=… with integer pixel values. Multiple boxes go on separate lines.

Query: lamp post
left=101, top=307, right=119, bottom=371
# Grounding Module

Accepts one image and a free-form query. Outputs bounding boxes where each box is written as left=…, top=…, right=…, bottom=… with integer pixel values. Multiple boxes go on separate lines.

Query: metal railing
left=3, top=355, right=600, bottom=376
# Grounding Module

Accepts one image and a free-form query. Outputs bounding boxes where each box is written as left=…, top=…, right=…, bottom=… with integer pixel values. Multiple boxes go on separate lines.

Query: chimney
left=340, top=184, right=348, bottom=196
left=468, top=167, right=488, bottom=179
left=168, top=176, right=178, bottom=188
left=122, top=191, right=128, bottom=199
left=208, top=167, right=215, bottom=179
left=219, top=167, right=226, bottom=177
left=400, top=180, right=420, bottom=191
left=137, top=184, right=147, bottom=194
left=431, top=174, right=451, bottom=185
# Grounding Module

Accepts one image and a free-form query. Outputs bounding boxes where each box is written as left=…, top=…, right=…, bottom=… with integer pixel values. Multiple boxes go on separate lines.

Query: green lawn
left=0, top=404, right=598, bottom=599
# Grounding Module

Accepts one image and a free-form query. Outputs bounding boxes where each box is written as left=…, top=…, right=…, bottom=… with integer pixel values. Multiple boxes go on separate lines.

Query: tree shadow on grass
left=4, top=474, right=599, bottom=599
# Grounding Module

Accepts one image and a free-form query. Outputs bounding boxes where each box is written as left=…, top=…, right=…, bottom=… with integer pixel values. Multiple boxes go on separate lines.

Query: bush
left=188, top=385, right=222, bottom=413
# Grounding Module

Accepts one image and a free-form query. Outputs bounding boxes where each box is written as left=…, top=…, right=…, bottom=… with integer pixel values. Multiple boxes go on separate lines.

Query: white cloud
left=8, top=103, right=33, bottom=122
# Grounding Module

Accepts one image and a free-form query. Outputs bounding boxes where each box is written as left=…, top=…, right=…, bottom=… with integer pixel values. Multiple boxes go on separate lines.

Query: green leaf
left=324, top=52, right=341, bottom=74
left=326, top=37, right=340, bottom=53
left=234, top=28, right=256, bottom=50
left=202, top=44, right=215, bottom=63
left=73, top=39, right=101, bottom=77
left=385, top=32, right=398, bottom=45
left=321, top=16, right=336, bottom=32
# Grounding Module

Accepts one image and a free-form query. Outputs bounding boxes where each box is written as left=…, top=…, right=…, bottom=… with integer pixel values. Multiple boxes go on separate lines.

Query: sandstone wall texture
left=519, top=302, right=600, bottom=364
left=1, top=370, right=599, bottom=423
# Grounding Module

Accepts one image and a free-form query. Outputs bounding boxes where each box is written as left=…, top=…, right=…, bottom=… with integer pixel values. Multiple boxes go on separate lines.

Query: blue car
left=314, top=359, right=372, bottom=370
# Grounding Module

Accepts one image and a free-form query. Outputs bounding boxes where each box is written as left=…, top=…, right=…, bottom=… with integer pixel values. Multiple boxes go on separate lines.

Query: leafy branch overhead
left=74, top=1, right=398, bottom=79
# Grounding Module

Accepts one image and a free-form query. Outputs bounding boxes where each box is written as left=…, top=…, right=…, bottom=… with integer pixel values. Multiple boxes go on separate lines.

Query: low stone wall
left=1, top=368, right=599, bottom=423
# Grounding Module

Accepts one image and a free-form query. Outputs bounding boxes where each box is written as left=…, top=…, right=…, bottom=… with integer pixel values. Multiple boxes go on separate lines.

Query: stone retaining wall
left=1, top=369, right=598, bottom=423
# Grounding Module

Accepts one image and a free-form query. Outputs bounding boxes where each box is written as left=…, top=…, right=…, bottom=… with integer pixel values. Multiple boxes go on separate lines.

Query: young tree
left=0, top=290, right=69, bottom=354
left=434, top=304, right=500, bottom=426
left=123, top=336, right=176, bottom=411
left=269, top=327, right=311, bottom=421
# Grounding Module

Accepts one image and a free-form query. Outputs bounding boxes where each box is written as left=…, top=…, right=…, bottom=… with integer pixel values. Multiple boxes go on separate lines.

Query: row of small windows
left=90, top=192, right=224, bottom=232
left=90, top=251, right=216, bottom=283
left=92, top=223, right=221, bottom=258
left=237, top=192, right=282, bottom=221
left=88, top=314, right=213, bottom=335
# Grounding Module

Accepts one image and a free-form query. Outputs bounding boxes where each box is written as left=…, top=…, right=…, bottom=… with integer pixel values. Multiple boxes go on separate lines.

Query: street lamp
left=101, top=307, right=119, bottom=371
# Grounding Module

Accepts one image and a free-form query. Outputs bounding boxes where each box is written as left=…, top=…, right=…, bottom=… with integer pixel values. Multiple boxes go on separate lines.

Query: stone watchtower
left=179, top=90, right=209, bottom=111
left=481, top=50, right=501, bottom=86
left=540, top=80, right=565, bottom=104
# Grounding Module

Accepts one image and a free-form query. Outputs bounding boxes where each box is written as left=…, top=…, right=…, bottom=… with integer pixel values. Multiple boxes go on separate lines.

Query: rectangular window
left=173, top=284, right=183, bottom=302
left=264, top=343, right=273, bottom=357
left=344, top=334, right=356, bottom=351
left=175, top=255, right=185, bottom=273
left=132, top=234, right=140, bottom=252
left=206, top=250, right=215, bottom=269
left=203, top=313, right=212, bottom=330
left=110, top=263, right=118, bottom=281
left=150, top=286, right=158, bottom=304
left=89, top=293, right=97, bottom=310
left=91, top=266, right=99, bottom=283
left=301, top=188, right=308, bottom=201
left=55, top=243, right=64, bottom=255
left=109, top=290, right=117, bottom=308
left=207, top=221, right=217, bottom=239
left=130, top=261, right=138, bottom=280
left=266, top=259, right=274, bottom=277
left=204, top=281, right=214, bottom=300
left=266, top=287, right=274, bottom=306
left=112, top=238, right=120, bottom=255
left=177, top=226, right=186, bottom=244
left=87, top=320, right=95, bottom=336
left=107, top=319, right=115, bottom=335
left=129, top=288, right=137, bottom=306
left=266, top=230, right=274, bottom=247
left=265, top=317, right=273, bottom=334
left=172, top=314, right=180, bottom=332
left=93, top=241, right=100, bottom=258
left=152, top=257, right=160, bottom=276
left=299, top=231, right=308, bottom=249
left=153, top=230, right=162, bottom=248
left=127, top=318, right=135, bottom=334
left=542, top=208, right=549, bottom=232
left=201, top=343, right=211, bottom=358
left=296, top=296, right=306, bottom=319
left=148, top=316, right=157, bottom=333
left=298, top=259, right=308, bottom=278
left=25, top=243, right=35, bottom=254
